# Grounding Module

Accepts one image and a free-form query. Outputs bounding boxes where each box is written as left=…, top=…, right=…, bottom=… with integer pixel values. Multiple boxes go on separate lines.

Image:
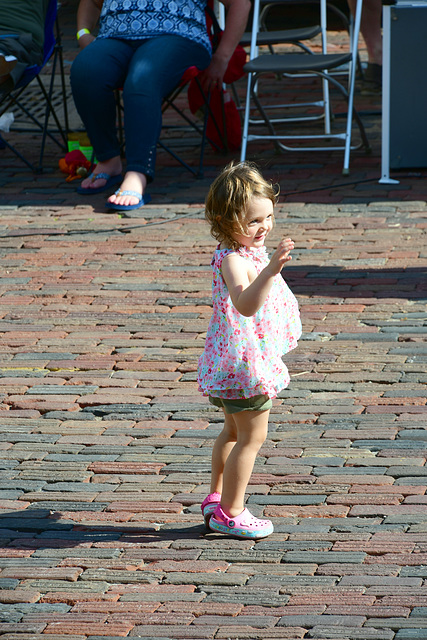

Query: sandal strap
left=201, top=492, right=221, bottom=513
left=113, top=189, right=142, bottom=199
left=219, top=507, right=248, bottom=527
left=89, top=172, right=112, bottom=182
left=215, top=506, right=268, bottom=528
left=210, top=505, right=273, bottom=538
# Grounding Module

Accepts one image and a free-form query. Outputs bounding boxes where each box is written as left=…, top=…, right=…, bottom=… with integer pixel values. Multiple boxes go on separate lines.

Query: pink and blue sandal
left=201, top=492, right=221, bottom=528
left=209, top=505, right=274, bottom=539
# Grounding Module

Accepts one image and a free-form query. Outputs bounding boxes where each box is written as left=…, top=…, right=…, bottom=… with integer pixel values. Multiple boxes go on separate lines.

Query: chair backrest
left=258, top=0, right=350, bottom=31
left=15, top=0, right=57, bottom=89
left=249, top=0, right=359, bottom=60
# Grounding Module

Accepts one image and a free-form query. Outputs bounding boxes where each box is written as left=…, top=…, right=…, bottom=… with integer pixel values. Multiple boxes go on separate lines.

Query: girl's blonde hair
left=205, top=161, right=279, bottom=250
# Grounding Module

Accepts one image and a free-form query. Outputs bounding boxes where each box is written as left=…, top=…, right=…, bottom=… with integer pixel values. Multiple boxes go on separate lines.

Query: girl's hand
left=267, top=238, right=294, bottom=276
left=222, top=238, right=295, bottom=317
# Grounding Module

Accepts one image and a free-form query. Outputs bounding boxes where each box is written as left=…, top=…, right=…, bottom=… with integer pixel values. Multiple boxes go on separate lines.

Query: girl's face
left=231, top=196, right=274, bottom=249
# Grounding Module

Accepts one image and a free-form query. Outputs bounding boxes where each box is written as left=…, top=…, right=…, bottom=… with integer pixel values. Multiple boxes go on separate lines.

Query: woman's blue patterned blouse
left=98, top=0, right=212, bottom=55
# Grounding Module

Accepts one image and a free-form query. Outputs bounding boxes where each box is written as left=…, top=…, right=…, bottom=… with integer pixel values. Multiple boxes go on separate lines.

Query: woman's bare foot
left=107, top=171, right=148, bottom=207
left=80, top=157, right=122, bottom=190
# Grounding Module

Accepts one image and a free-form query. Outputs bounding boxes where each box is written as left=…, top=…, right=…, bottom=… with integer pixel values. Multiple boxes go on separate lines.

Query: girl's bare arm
left=222, top=238, right=294, bottom=317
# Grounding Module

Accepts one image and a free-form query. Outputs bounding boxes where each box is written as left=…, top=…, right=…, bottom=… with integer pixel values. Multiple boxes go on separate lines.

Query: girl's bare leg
left=210, top=411, right=237, bottom=495
left=220, top=409, right=270, bottom=518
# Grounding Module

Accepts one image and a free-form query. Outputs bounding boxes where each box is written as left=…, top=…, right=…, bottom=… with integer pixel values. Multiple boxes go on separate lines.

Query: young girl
left=197, top=161, right=302, bottom=540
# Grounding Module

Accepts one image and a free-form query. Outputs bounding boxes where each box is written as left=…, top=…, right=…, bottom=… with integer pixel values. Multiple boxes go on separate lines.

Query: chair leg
left=2, top=74, right=66, bottom=172
left=250, top=75, right=284, bottom=154
left=0, top=134, right=36, bottom=171
left=159, top=83, right=209, bottom=178
left=196, top=88, right=211, bottom=178
left=115, top=90, right=124, bottom=152
left=343, top=0, right=368, bottom=174
left=55, top=14, right=69, bottom=140
left=322, top=73, right=331, bottom=135
left=193, top=77, right=229, bottom=154
left=38, top=48, right=67, bottom=171
left=240, top=72, right=254, bottom=162
left=37, top=82, right=67, bottom=170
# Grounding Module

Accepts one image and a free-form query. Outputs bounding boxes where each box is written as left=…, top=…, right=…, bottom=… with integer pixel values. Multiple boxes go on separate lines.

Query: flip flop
left=105, top=189, right=152, bottom=211
left=77, top=172, right=122, bottom=195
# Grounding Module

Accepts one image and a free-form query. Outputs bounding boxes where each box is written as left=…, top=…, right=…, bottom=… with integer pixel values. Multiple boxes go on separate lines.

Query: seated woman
left=71, top=0, right=250, bottom=211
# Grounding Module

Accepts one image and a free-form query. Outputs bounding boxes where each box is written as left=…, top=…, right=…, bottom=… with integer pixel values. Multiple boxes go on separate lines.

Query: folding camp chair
left=237, top=0, right=364, bottom=136
left=240, top=0, right=371, bottom=175
left=0, top=0, right=69, bottom=172
left=238, top=18, right=324, bottom=126
left=240, top=0, right=359, bottom=79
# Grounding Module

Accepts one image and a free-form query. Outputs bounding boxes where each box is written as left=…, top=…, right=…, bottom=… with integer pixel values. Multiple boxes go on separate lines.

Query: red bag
left=223, top=43, right=247, bottom=84
left=188, top=81, right=242, bottom=152
left=186, top=3, right=246, bottom=152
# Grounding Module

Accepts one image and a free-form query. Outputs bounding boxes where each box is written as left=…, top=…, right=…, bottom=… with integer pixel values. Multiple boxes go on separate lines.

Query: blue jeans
left=70, top=35, right=210, bottom=181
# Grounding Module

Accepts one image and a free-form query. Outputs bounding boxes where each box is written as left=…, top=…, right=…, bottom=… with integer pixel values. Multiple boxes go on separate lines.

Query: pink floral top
left=198, top=245, right=302, bottom=400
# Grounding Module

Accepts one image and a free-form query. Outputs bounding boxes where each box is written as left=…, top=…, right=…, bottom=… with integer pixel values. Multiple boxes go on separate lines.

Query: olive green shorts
left=208, top=394, right=272, bottom=414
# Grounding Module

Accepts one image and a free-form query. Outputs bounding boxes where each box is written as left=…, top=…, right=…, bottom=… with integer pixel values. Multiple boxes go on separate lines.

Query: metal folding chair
left=240, top=0, right=371, bottom=175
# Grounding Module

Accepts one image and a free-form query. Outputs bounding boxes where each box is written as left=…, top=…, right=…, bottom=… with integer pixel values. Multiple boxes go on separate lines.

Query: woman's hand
left=198, top=52, right=228, bottom=93
left=198, top=0, right=250, bottom=93
left=78, top=32, right=96, bottom=49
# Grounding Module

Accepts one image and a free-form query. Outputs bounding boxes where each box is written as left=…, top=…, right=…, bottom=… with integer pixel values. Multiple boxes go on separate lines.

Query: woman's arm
left=222, top=238, right=294, bottom=317
left=199, top=0, right=251, bottom=89
left=76, top=0, right=103, bottom=49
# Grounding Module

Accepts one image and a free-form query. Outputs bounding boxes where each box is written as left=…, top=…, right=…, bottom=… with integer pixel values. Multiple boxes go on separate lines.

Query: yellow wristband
left=76, top=28, right=90, bottom=41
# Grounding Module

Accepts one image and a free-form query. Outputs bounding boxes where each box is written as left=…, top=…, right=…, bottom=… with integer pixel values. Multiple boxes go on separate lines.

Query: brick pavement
left=0, top=1, right=426, bottom=638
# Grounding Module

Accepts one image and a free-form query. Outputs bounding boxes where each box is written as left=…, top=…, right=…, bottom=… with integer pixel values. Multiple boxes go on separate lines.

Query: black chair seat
left=240, top=26, right=321, bottom=47
left=244, top=52, right=352, bottom=74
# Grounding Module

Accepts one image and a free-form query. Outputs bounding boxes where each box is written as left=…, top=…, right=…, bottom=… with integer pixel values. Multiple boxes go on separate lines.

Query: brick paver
left=0, top=1, right=426, bottom=638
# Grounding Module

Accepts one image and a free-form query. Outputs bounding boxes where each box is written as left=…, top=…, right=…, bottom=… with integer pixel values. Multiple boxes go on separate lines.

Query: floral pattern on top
left=198, top=245, right=302, bottom=400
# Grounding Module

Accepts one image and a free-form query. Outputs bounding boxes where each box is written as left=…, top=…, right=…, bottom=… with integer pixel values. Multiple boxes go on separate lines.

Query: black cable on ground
left=281, top=176, right=379, bottom=197
left=1, top=172, right=425, bottom=238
